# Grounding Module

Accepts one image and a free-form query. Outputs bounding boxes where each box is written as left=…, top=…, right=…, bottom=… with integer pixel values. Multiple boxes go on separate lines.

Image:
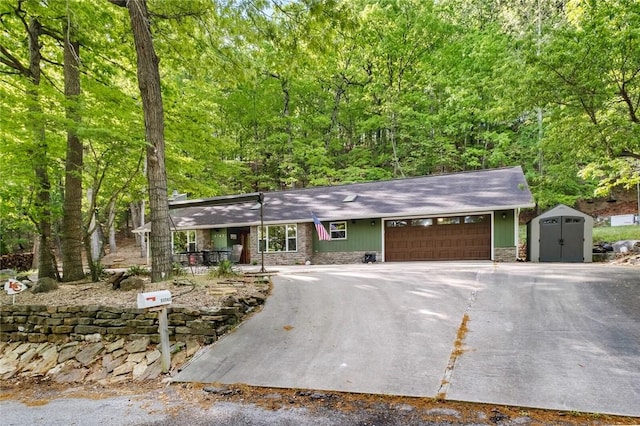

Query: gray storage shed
left=527, top=204, right=593, bottom=263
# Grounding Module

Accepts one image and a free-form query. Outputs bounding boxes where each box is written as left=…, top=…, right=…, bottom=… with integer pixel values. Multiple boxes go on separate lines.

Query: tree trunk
left=108, top=199, right=117, bottom=254
left=61, top=20, right=85, bottom=282
left=129, top=200, right=147, bottom=259
left=117, top=0, right=172, bottom=282
left=129, top=201, right=142, bottom=244
left=25, top=18, right=57, bottom=280
left=87, top=188, right=101, bottom=263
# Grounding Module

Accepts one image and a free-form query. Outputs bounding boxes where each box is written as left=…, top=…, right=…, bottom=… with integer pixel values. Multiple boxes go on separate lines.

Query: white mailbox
left=137, top=290, right=172, bottom=309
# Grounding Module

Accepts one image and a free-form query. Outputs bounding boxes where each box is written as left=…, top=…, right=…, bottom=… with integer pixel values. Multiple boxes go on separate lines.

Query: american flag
left=312, top=212, right=331, bottom=241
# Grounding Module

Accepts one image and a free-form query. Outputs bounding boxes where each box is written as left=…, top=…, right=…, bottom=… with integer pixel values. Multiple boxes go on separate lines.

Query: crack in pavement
left=437, top=288, right=477, bottom=399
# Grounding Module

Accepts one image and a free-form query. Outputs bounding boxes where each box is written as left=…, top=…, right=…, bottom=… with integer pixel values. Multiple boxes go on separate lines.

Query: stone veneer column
left=196, top=229, right=212, bottom=250
left=494, top=247, right=517, bottom=262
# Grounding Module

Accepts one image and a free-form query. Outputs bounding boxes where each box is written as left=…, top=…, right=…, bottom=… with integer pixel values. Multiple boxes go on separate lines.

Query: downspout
left=514, top=208, right=520, bottom=260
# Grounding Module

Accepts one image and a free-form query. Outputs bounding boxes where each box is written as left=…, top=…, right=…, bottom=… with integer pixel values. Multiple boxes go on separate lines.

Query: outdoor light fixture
left=371, top=220, right=376, bottom=226
left=501, top=213, right=507, bottom=220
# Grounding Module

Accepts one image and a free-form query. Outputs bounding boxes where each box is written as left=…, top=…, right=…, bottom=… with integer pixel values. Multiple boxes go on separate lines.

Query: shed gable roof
left=533, top=204, right=593, bottom=221
left=160, top=166, right=534, bottom=231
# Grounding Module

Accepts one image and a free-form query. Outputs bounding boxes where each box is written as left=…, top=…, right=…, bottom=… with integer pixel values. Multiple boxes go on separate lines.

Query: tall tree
left=0, top=3, right=59, bottom=279
left=110, top=0, right=172, bottom=282
left=61, top=16, right=84, bottom=281
left=535, top=0, right=640, bottom=194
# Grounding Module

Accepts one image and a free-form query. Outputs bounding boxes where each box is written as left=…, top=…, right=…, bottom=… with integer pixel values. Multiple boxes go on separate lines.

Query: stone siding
left=196, top=229, right=213, bottom=250
left=250, top=223, right=314, bottom=265
left=0, top=298, right=264, bottom=346
left=494, top=247, right=517, bottom=262
left=311, top=251, right=379, bottom=265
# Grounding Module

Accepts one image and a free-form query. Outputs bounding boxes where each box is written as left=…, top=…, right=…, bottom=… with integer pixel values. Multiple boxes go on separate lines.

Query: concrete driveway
left=173, top=262, right=640, bottom=417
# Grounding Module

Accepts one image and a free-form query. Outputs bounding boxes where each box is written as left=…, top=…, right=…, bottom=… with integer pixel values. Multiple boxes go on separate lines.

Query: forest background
left=1, top=0, right=639, bottom=281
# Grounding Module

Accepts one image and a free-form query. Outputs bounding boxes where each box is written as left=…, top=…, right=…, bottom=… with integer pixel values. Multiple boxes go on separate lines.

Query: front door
left=239, top=230, right=250, bottom=264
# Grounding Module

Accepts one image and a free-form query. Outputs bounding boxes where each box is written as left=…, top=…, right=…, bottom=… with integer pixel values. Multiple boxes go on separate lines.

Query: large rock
left=49, top=360, right=89, bottom=383
left=75, top=342, right=104, bottom=366
left=119, top=277, right=144, bottom=291
left=105, top=338, right=125, bottom=353
left=112, top=361, right=135, bottom=376
left=103, top=354, right=127, bottom=373
left=0, top=353, right=19, bottom=378
left=125, top=337, right=150, bottom=354
left=126, top=352, right=146, bottom=363
left=31, top=277, right=58, bottom=294
left=137, top=358, right=163, bottom=380
left=30, top=344, right=59, bottom=375
left=132, top=362, right=148, bottom=380
left=86, top=367, right=108, bottom=382
left=146, top=349, right=161, bottom=364
left=57, top=342, right=80, bottom=363
left=18, top=347, right=38, bottom=368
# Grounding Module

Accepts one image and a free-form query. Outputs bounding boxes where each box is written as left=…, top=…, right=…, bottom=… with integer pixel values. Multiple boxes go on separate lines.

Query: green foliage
left=172, top=262, right=187, bottom=277
left=89, top=261, right=107, bottom=282
left=126, top=265, right=150, bottom=276
left=210, top=260, right=239, bottom=278
left=532, top=0, right=640, bottom=194
left=2, top=0, right=638, bottom=260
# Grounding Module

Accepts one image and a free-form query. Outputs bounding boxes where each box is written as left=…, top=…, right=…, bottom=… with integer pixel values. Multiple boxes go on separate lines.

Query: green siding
left=211, top=229, right=228, bottom=249
left=494, top=210, right=515, bottom=247
left=313, top=219, right=382, bottom=252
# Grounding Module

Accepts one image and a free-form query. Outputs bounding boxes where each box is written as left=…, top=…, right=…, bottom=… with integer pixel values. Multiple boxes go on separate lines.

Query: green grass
left=519, top=224, right=639, bottom=244
left=592, top=225, right=640, bottom=243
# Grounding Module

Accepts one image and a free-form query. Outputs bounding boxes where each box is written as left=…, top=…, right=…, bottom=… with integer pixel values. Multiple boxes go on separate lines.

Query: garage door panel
left=385, top=216, right=491, bottom=261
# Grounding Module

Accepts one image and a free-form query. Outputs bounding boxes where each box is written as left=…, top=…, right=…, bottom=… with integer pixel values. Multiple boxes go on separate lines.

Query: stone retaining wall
left=0, top=297, right=266, bottom=384
left=0, top=297, right=265, bottom=346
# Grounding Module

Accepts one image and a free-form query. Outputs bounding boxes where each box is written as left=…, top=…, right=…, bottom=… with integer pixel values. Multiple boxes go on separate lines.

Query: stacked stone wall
left=0, top=299, right=263, bottom=346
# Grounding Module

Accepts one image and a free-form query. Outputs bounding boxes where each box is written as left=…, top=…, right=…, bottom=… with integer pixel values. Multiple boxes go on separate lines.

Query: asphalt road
left=174, top=262, right=640, bottom=417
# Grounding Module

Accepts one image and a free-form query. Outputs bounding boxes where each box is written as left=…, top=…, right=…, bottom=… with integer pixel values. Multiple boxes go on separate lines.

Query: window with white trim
left=259, top=224, right=297, bottom=252
left=330, top=221, right=347, bottom=240
left=172, top=230, right=196, bottom=253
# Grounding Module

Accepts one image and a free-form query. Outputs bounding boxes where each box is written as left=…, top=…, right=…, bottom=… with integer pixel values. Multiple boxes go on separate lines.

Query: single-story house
left=136, top=166, right=535, bottom=265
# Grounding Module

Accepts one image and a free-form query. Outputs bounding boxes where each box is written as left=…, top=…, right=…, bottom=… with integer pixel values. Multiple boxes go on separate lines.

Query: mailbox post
left=137, top=290, right=172, bottom=373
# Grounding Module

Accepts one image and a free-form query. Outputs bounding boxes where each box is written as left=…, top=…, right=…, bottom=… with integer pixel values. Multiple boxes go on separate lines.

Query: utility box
left=527, top=204, right=593, bottom=263
left=611, top=214, right=635, bottom=227
left=137, top=290, right=172, bottom=309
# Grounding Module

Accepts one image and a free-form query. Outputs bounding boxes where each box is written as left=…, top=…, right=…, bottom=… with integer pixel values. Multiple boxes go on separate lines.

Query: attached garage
left=385, top=214, right=491, bottom=261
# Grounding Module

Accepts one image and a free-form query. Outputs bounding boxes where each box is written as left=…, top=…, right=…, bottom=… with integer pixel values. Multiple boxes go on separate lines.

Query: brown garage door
left=385, top=215, right=491, bottom=261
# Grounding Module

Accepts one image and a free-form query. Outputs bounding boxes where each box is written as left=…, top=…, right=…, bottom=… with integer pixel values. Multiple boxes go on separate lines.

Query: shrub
left=172, top=262, right=186, bottom=277
left=210, top=260, right=239, bottom=278
left=126, top=264, right=150, bottom=276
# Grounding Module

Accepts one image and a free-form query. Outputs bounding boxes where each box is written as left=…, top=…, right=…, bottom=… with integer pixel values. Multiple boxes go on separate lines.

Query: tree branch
left=0, top=44, right=30, bottom=76
left=618, top=83, right=639, bottom=124
left=619, top=150, right=640, bottom=161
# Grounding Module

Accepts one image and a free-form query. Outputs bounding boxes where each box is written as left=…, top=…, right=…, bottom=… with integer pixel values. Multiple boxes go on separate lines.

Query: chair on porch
left=229, top=244, right=243, bottom=263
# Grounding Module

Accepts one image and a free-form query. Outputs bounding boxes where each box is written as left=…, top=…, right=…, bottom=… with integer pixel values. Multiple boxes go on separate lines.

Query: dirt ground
left=1, top=375, right=638, bottom=426
left=1, top=241, right=639, bottom=425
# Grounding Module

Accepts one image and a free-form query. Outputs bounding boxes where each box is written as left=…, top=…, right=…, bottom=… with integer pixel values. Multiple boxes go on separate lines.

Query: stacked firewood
left=0, top=253, right=34, bottom=272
